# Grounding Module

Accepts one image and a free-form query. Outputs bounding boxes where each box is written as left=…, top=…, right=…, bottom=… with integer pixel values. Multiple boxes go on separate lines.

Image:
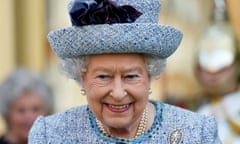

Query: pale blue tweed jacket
left=28, top=100, right=222, bottom=144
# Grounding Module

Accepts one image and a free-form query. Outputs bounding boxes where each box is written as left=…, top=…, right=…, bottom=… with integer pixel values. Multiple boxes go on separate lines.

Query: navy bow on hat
left=69, top=0, right=142, bottom=26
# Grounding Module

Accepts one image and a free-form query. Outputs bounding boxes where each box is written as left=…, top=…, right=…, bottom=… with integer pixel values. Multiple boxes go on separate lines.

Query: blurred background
left=0, top=0, right=240, bottom=143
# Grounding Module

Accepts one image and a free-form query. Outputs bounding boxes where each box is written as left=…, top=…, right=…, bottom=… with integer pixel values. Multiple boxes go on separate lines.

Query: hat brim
left=48, top=23, right=183, bottom=59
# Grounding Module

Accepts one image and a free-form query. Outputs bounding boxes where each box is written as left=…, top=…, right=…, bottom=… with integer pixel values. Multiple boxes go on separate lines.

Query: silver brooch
left=168, top=129, right=183, bottom=144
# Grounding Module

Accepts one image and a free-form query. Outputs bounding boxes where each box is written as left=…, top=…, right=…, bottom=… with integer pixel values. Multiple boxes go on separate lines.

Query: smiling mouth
left=106, top=103, right=131, bottom=113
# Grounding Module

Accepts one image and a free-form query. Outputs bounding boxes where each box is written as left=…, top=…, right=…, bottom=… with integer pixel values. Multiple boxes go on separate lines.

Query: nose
left=24, top=110, right=40, bottom=125
left=110, top=77, right=127, bottom=100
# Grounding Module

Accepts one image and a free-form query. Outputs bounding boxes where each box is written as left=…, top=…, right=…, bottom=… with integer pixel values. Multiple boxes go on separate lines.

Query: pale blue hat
left=48, top=0, right=183, bottom=59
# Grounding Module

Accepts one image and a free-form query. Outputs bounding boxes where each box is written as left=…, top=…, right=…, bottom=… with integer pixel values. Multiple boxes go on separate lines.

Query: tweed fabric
left=28, top=100, right=222, bottom=144
left=48, top=0, right=183, bottom=59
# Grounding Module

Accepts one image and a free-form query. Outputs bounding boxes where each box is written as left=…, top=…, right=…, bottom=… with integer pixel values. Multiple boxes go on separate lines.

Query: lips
left=106, top=103, right=131, bottom=113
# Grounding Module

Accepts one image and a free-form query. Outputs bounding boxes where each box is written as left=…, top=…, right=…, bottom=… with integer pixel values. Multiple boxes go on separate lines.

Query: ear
left=80, top=73, right=86, bottom=89
left=147, top=73, right=151, bottom=83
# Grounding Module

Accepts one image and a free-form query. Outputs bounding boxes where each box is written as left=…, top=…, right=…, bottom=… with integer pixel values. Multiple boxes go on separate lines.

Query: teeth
left=109, top=104, right=129, bottom=110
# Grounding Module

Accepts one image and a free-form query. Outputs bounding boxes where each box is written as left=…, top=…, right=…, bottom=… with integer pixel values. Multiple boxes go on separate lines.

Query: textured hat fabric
left=48, top=0, right=183, bottom=59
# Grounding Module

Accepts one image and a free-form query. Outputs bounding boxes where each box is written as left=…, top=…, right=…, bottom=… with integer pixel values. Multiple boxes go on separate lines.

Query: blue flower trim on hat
left=69, top=0, right=142, bottom=26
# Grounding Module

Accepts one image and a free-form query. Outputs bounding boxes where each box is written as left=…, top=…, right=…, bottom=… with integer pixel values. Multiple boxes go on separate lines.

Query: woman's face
left=82, top=54, right=151, bottom=130
left=7, top=91, right=48, bottom=142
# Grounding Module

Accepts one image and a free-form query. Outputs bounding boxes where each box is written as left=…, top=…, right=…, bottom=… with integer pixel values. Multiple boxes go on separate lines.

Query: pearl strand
left=96, top=106, right=148, bottom=138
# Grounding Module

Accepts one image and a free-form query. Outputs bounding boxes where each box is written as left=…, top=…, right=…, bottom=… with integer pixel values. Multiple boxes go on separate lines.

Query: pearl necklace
left=96, top=107, right=148, bottom=138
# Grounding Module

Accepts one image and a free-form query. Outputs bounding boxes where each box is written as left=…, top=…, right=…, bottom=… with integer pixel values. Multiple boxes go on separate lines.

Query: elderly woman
left=0, top=68, right=53, bottom=144
left=29, top=0, right=221, bottom=143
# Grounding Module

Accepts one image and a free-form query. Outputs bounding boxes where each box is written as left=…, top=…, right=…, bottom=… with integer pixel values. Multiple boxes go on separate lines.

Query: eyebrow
left=91, top=66, right=144, bottom=74
left=124, top=67, right=144, bottom=74
left=91, top=67, right=112, bottom=73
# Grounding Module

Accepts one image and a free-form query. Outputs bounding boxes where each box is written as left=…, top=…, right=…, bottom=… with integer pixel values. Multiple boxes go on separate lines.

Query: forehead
left=87, top=54, right=147, bottom=70
left=10, top=91, right=44, bottom=106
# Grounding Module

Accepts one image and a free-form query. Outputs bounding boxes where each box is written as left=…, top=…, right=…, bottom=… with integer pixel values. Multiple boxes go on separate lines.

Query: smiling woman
left=81, top=54, right=151, bottom=138
left=29, top=0, right=221, bottom=143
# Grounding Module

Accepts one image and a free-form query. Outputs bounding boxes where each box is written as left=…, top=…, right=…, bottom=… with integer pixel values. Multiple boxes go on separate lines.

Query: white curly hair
left=0, top=68, right=54, bottom=118
left=59, top=54, right=166, bottom=84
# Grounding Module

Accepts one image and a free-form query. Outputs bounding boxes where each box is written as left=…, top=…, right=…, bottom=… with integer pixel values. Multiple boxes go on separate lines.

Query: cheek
left=86, top=92, right=104, bottom=120
left=131, top=80, right=150, bottom=97
left=8, top=111, right=26, bottom=128
left=31, top=109, right=47, bottom=121
left=85, top=83, right=105, bottom=111
left=84, top=78, right=108, bottom=99
left=86, top=86, right=106, bottom=110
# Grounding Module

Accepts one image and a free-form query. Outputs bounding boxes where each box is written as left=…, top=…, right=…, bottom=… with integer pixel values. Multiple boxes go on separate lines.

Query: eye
left=96, top=74, right=111, bottom=80
left=32, top=106, right=41, bottom=113
left=16, top=107, right=26, bottom=114
left=125, top=74, right=139, bottom=80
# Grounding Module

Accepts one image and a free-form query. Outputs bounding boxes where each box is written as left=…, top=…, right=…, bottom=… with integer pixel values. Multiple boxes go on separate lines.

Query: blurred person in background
left=194, top=0, right=240, bottom=142
left=195, top=46, right=240, bottom=143
left=0, top=68, right=54, bottom=144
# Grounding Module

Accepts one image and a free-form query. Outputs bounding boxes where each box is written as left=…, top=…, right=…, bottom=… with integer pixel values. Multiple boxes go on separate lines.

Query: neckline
left=87, top=100, right=163, bottom=143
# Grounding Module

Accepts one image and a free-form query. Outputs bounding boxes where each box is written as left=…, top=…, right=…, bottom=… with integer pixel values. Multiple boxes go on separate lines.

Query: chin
left=104, top=117, right=131, bottom=129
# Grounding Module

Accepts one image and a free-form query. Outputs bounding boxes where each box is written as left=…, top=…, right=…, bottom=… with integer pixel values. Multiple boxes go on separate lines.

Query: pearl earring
left=81, top=89, right=86, bottom=96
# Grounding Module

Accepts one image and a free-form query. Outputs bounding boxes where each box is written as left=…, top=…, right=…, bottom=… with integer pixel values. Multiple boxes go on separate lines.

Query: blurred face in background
left=196, top=63, right=238, bottom=95
left=7, top=90, right=48, bottom=143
